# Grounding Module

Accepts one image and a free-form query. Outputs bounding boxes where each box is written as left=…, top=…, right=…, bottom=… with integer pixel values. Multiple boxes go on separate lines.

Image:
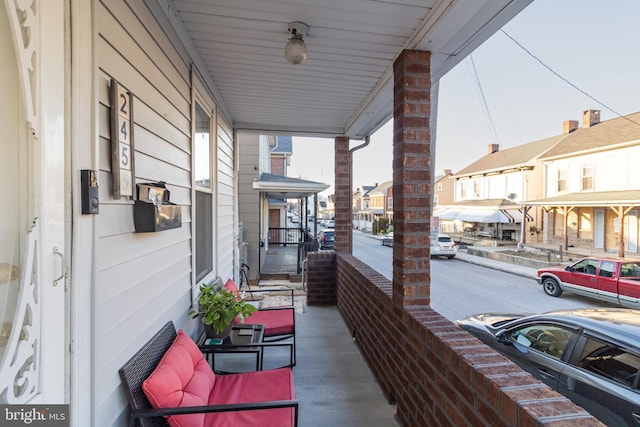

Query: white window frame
left=581, top=162, right=594, bottom=191
left=193, top=95, right=217, bottom=288
left=557, top=169, right=567, bottom=192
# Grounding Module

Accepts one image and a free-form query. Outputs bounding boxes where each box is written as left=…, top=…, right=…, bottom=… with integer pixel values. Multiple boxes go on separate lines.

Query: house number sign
left=110, top=79, right=134, bottom=198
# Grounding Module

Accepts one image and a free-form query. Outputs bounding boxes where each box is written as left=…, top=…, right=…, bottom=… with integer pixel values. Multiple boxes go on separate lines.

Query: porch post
left=392, top=50, right=432, bottom=307
left=334, top=136, right=352, bottom=253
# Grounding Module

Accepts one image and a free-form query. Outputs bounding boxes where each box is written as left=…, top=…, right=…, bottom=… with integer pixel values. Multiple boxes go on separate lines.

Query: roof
left=368, top=180, right=393, bottom=195
left=166, top=0, right=532, bottom=138
left=253, top=172, right=329, bottom=199
left=454, top=135, right=565, bottom=177
left=271, top=136, right=293, bottom=154
left=523, top=190, right=640, bottom=207
left=540, top=112, right=640, bottom=160
left=361, top=186, right=376, bottom=197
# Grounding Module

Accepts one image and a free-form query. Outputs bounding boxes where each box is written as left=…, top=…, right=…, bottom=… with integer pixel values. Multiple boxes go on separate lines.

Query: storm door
left=626, top=210, right=638, bottom=253
left=594, top=210, right=605, bottom=249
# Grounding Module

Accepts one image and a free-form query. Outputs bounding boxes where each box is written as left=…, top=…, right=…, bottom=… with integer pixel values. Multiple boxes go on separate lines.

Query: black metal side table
left=197, top=324, right=265, bottom=371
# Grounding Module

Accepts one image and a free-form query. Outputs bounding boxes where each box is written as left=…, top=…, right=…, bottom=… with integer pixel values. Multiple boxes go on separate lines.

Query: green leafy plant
left=189, top=283, right=257, bottom=335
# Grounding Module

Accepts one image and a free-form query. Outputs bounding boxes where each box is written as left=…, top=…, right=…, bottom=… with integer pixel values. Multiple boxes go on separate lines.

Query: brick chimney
left=488, top=144, right=499, bottom=154
left=582, top=110, right=601, bottom=128
left=443, top=169, right=452, bottom=176
left=563, top=120, right=579, bottom=134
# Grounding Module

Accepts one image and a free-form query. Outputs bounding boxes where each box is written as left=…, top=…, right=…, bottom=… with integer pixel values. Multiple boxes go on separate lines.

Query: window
left=581, top=163, right=594, bottom=191
left=508, top=324, right=575, bottom=359
left=557, top=169, right=567, bottom=192
left=579, top=337, right=640, bottom=388
left=194, top=102, right=213, bottom=282
left=598, top=261, right=615, bottom=278
left=437, top=182, right=443, bottom=191
left=620, top=262, right=640, bottom=278
left=571, top=259, right=599, bottom=275
left=387, top=197, right=393, bottom=209
left=434, top=195, right=439, bottom=206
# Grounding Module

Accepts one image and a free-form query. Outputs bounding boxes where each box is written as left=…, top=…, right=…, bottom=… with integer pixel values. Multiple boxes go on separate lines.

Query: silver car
left=431, top=234, right=458, bottom=259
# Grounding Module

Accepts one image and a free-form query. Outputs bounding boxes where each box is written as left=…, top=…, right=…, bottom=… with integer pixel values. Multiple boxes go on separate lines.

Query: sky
left=287, top=0, right=640, bottom=196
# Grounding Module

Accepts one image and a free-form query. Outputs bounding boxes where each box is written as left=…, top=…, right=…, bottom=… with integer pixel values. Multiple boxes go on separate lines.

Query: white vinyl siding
left=95, top=2, right=196, bottom=425
left=217, top=118, right=236, bottom=282
left=546, top=146, right=640, bottom=196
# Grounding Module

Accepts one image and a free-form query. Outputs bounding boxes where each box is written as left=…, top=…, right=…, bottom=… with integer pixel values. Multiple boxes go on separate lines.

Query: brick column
left=334, top=136, right=352, bottom=253
left=392, top=50, right=432, bottom=307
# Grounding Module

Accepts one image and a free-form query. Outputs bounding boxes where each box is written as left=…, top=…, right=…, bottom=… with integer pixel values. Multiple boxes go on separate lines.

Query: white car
left=431, top=234, right=457, bottom=259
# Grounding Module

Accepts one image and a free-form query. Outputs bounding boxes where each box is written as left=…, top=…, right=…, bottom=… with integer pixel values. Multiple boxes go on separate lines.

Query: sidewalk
left=454, top=248, right=539, bottom=279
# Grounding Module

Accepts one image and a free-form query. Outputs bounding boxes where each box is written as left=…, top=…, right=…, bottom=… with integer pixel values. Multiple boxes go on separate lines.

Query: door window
left=598, top=261, right=615, bottom=278
left=571, top=259, right=599, bottom=275
left=508, top=324, right=575, bottom=359
left=579, top=337, right=640, bottom=388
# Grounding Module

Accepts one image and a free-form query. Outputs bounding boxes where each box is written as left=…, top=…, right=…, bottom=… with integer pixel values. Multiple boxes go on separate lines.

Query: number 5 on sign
left=110, top=79, right=134, bottom=198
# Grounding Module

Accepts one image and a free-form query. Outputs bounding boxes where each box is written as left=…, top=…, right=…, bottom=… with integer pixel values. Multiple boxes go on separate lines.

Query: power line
left=500, top=29, right=640, bottom=127
left=467, top=54, right=501, bottom=145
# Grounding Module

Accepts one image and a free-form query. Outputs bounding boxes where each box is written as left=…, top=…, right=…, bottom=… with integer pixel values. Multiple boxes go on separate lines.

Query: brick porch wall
left=330, top=253, right=603, bottom=427
left=306, top=251, right=337, bottom=305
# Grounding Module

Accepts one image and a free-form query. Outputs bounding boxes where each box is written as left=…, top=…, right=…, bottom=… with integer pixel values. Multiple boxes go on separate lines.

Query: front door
left=0, top=1, right=67, bottom=403
left=626, top=210, right=638, bottom=253
left=594, top=210, right=605, bottom=249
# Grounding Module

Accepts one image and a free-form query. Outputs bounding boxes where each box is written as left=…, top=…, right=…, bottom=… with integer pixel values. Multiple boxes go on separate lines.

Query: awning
left=434, top=207, right=532, bottom=223
left=455, top=209, right=512, bottom=223
left=433, top=208, right=461, bottom=220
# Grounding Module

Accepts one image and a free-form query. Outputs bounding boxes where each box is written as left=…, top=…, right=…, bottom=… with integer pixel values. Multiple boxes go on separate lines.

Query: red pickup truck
left=537, top=257, right=640, bottom=308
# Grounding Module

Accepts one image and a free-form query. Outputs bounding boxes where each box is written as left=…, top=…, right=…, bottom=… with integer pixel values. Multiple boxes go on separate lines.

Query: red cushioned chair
left=119, top=322, right=298, bottom=427
left=224, top=279, right=297, bottom=367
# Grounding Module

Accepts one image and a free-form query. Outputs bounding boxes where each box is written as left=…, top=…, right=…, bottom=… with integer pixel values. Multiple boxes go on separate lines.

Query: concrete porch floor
left=293, top=305, right=398, bottom=426
left=240, top=282, right=398, bottom=426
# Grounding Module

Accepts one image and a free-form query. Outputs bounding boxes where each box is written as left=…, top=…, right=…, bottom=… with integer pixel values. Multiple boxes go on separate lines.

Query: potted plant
left=189, top=283, right=257, bottom=338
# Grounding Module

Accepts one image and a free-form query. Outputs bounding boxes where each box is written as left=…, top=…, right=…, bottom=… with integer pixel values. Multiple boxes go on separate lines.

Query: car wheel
left=542, top=277, right=562, bottom=297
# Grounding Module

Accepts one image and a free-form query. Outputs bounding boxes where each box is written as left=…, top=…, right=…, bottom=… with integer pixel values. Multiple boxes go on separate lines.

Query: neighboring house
left=270, top=135, right=293, bottom=176
left=437, top=136, right=563, bottom=243
left=318, top=194, right=335, bottom=220
left=524, top=110, right=640, bottom=256
left=268, top=136, right=294, bottom=239
left=368, top=181, right=393, bottom=220
left=353, top=185, right=375, bottom=231
left=433, top=169, right=455, bottom=208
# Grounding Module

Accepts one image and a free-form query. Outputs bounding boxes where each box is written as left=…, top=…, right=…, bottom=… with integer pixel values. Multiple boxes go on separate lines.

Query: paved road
left=352, top=231, right=615, bottom=321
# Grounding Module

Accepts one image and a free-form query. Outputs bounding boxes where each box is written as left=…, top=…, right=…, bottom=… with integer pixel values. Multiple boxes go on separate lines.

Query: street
left=352, top=230, right=613, bottom=321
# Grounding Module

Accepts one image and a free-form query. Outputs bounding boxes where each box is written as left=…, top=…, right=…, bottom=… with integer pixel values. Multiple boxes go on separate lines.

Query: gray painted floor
left=293, top=305, right=398, bottom=427
left=214, top=304, right=398, bottom=426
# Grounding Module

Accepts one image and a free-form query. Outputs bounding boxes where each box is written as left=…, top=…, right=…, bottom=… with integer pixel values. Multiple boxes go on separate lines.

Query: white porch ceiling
left=165, top=0, right=532, bottom=139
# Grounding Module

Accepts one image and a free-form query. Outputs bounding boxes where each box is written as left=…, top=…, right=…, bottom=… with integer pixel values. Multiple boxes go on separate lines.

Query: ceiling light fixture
left=284, top=21, right=309, bottom=65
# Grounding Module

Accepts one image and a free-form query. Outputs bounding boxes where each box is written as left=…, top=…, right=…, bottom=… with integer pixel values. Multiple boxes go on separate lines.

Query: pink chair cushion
left=225, top=278, right=294, bottom=335
left=223, top=278, right=239, bottom=293
left=142, top=330, right=216, bottom=427
left=205, top=368, right=296, bottom=427
left=242, top=309, right=294, bottom=336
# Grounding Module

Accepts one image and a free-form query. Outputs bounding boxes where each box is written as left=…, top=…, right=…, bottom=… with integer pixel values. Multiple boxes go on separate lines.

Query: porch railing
left=268, top=227, right=308, bottom=245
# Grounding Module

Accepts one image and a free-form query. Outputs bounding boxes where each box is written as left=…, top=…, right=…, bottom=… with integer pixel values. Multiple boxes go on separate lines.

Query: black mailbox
left=133, top=182, right=182, bottom=232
